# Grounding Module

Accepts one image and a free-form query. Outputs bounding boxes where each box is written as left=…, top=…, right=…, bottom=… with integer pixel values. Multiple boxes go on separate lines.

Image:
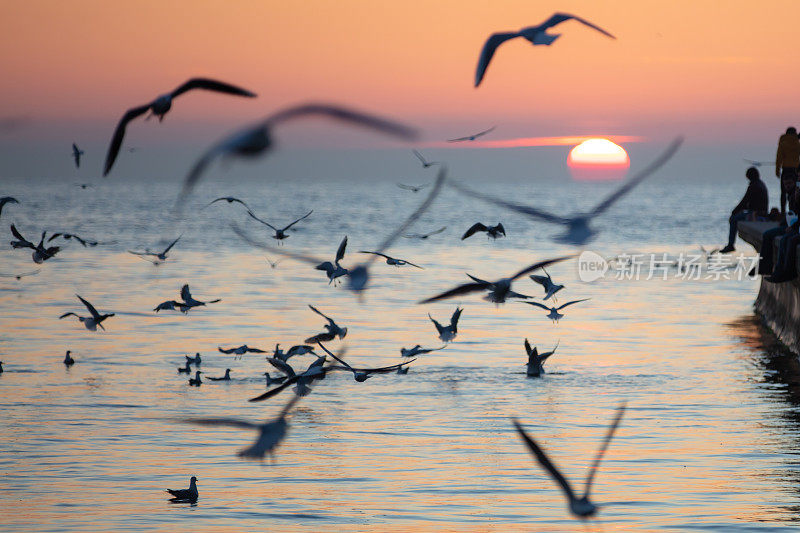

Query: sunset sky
left=1, top=0, right=799, bottom=178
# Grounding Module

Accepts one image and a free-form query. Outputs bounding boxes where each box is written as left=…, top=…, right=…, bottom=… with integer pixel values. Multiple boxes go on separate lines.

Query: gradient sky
left=1, top=0, right=799, bottom=178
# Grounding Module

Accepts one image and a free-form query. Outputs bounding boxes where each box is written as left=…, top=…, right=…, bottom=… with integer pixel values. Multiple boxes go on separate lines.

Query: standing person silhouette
left=775, top=127, right=800, bottom=218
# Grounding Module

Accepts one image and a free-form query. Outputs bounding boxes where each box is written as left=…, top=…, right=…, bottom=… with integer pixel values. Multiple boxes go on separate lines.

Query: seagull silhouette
left=0, top=197, right=19, bottom=218
left=412, top=149, right=440, bottom=168
left=397, top=183, right=430, bottom=193
left=522, top=299, right=590, bottom=322
left=403, top=226, right=447, bottom=240
left=59, top=295, right=115, bottom=331
left=525, top=339, right=559, bottom=377
left=178, top=103, right=417, bottom=205
left=450, top=138, right=683, bottom=245
left=166, top=476, right=198, bottom=503
left=358, top=250, right=423, bottom=269
left=250, top=357, right=328, bottom=401
left=529, top=267, right=564, bottom=302
left=10, top=225, right=60, bottom=263
left=72, top=143, right=84, bottom=168
left=447, top=126, right=496, bottom=142
left=247, top=209, right=313, bottom=242
left=512, top=403, right=626, bottom=518
left=104, top=78, right=256, bottom=175
left=428, top=308, right=463, bottom=342
left=128, top=235, right=182, bottom=264
left=461, top=222, right=505, bottom=240
left=304, top=305, right=348, bottom=343
left=316, top=342, right=414, bottom=382
left=204, top=196, right=252, bottom=210
left=475, top=14, right=615, bottom=87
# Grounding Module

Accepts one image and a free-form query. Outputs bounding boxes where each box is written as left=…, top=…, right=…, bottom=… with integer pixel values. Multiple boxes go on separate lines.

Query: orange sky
left=1, top=0, right=799, bottom=143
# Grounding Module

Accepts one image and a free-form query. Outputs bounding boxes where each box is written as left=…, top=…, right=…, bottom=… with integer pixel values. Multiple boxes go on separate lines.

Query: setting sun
left=567, top=138, right=630, bottom=180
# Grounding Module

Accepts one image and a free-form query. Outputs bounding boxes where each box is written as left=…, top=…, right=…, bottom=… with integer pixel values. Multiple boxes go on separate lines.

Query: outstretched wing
left=474, top=31, right=521, bottom=87
left=582, top=403, right=626, bottom=497
left=180, top=284, right=192, bottom=303
left=522, top=301, right=552, bottom=312
left=461, top=222, right=488, bottom=240
left=418, top=282, right=486, bottom=304
left=428, top=314, right=444, bottom=334
left=282, top=210, right=313, bottom=231
left=76, top=295, right=101, bottom=319
left=335, top=236, right=348, bottom=264
left=162, top=235, right=182, bottom=255
left=510, top=256, right=573, bottom=281
left=588, top=138, right=683, bottom=217
left=103, top=104, right=151, bottom=175
left=450, top=181, right=572, bottom=225
left=557, top=298, right=590, bottom=311
left=246, top=209, right=278, bottom=231
left=524, top=338, right=533, bottom=357
left=512, top=419, right=577, bottom=501
left=397, top=183, right=417, bottom=191
left=182, top=417, right=258, bottom=430
left=267, top=357, right=297, bottom=378
left=170, top=77, right=257, bottom=99
left=308, top=304, right=333, bottom=323
left=10, top=224, right=34, bottom=248
left=266, top=103, right=418, bottom=140
left=218, top=347, right=236, bottom=354
left=542, top=13, right=616, bottom=39
left=358, top=250, right=390, bottom=260
left=451, top=307, right=463, bottom=329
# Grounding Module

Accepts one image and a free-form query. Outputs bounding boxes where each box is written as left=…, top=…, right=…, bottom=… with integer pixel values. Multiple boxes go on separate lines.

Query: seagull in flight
left=48, top=233, right=99, bottom=247
left=451, top=138, right=683, bottom=245
left=315, top=236, right=350, bottom=285
left=204, top=196, right=252, bottom=210
left=461, top=222, right=505, bottom=240
left=179, top=284, right=221, bottom=309
left=104, top=78, right=257, bottom=175
left=522, top=299, right=590, bottom=322
left=304, top=305, right=348, bottom=343
left=233, top=166, right=446, bottom=294
left=247, top=209, right=313, bottom=242
left=0, top=269, right=41, bottom=280
left=419, top=256, right=571, bottom=304
left=128, top=235, right=182, bottom=264
left=529, top=267, right=564, bottom=302
left=265, top=256, right=282, bottom=269
left=525, top=339, right=558, bottom=377
left=59, top=295, right=115, bottom=331
left=743, top=158, right=774, bottom=167
left=412, top=149, right=440, bottom=168
left=72, top=143, right=84, bottom=168
left=0, top=197, right=19, bottom=218
left=317, top=342, right=414, bottom=382
left=181, top=393, right=303, bottom=460
left=272, top=344, right=317, bottom=363
left=447, top=126, right=496, bottom=142
left=475, top=14, right=616, bottom=87
left=10, top=225, right=61, bottom=263
left=178, top=103, right=417, bottom=205
left=397, top=183, right=430, bottom=193
left=218, top=345, right=266, bottom=357
left=166, top=476, right=198, bottom=503
left=512, top=403, right=626, bottom=518
left=400, top=345, right=446, bottom=357
left=403, top=226, right=447, bottom=240
left=429, top=307, right=463, bottom=343
left=250, top=356, right=328, bottom=401
left=358, top=250, right=423, bottom=269
left=153, top=300, right=190, bottom=313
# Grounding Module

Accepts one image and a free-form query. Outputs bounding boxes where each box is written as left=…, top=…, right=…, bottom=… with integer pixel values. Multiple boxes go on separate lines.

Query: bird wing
left=461, top=222, right=489, bottom=240
left=248, top=377, right=299, bottom=402
left=358, top=250, right=390, bottom=260
left=418, top=282, right=487, bottom=304
left=450, top=181, right=571, bottom=224
left=282, top=210, right=313, bottom=231
left=180, top=284, right=192, bottom=303
left=170, top=77, right=257, bottom=99
left=465, top=273, right=492, bottom=286
left=335, top=235, right=348, bottom=264
left=350, top=359, right=416, bottom=373
left=496, top=223, right=506, bottom=235
left=529, top=274, right=548, bottom=287
left=428, top=314, right=444, bottom=334
left=59, top=312, right=78, bottom=319
left=205, top=197, right=250, bottom=209
left=246, top=347, right=266, bottom=353
left=182, top=417, right=258, bottom=430
left=305, top=332, right=336, bottom=344
left=230, top=224, right=325, bottom=266
left=265, top=103, right=417, bottom=140
left=510, top=256, right=573, bottom=281
left=268, top=357, right=297, bottom=378
left=401, top=259, right=424, bottom=269
left=246, top=209, right=278, bottom=231
left=77, top=295, right=101, bottom=320
left=308, top=304, right=333, bottom=323
left=474, top=31, right=520, bottom=87
left=177, top=136, right=240, bottom=206
left=162, top=235, right=182, bottom=255
left=540, top=340, right=560, bottom=361
left=588, top=138, right=683, bottom=217
left=522, top=301, right=552, bottom=312
left=397, top=183, right=417, bottom=191
left=451, top=307, right=463, bottom=329
left=412, top=149, right=429, bottom=165
left=371, top=166, right=447, bottom=258
left=582, top=403, right=626, bottom=497
left=425, top=226, right=447, bottom=237
left=218, top=347, right=236, bottom=354
left=512, top=419, right=577, bottom=501
left=103, top=104, right=151, bottom=175
left=10, top=225, right=34, bottom=248
left=315, top=342, right=354, bottom=371
left=524, top=338, right=533, bottom=357
left=542, top=13, right=616, bottom=39
left=557, top=298, right=590, bottom=311
left=315, top=261, right=335, bottom=274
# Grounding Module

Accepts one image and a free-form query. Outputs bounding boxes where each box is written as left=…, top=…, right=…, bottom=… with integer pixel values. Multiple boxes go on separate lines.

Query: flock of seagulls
left=2, top=10, right=690, bottom=520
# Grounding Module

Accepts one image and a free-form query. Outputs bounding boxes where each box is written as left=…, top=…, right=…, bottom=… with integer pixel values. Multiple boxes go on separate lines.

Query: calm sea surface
left=1, top=162, right=799, bottom=532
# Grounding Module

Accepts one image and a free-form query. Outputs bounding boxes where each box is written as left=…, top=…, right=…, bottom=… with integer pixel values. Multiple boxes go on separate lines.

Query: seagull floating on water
left=104, top=78, right=256, bottom=175
left=512, top=403, right=626, bottom=518
left=185, top=353, right=201, bottom=366
left=207, top=369, right=232, bottom=381
left=522, top=299, right=590, bottom=323
left=183, top=394, right=303, bottom=460
left=429, top=308, right=463, bottom=342
left=177, top=361, right=192, bottom=374
left=10, top=225, right=61, bottom=263
left=72, top=143, right=84, bottom=168
left=412, top=149, right=440, bottom=168
left=359, top=250, right=423, bottom=269
left=59, top=295, right=115, bottom=331
left=0, top=197, right=19, bottom=218
left=525, top=339, right=559, bottom=377
left=188, top=370, right=203, bottom=386
left=529, top=267, right=564, bottom=302
left=462, top=222, right=505, bottom=240
left=420, top=257, right=571, bottom=304
left=178, top=103, right=417, bottom=205
left=233, top=167, right=446, bottom=294
left=304, top=305, right=348, bottom=343
left=166, top=476, right=198, bottom=503
left=447, top=126, right=496, bottom=142
left=64, top=350, right=75, bottom=367
left=264, top=372, right=287, bottom=386
left=128, top=235, right=182, bottom=264
left=475, top=14, right=615, bottom=87
left=450, top=139, right=683, bottom=245
left=403, top=226, right=447, bottom=240
left=247, top=209, right=313, bottom=242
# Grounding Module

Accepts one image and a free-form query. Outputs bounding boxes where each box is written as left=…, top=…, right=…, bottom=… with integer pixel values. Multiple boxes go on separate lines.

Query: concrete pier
left=738, top=221, right=800, bottom=355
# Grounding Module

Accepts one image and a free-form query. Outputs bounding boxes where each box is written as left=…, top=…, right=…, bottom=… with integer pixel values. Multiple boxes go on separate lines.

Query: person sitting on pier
left=720, top=167, right=768, bottom=253
left=765, top=185, right=800, bottom=282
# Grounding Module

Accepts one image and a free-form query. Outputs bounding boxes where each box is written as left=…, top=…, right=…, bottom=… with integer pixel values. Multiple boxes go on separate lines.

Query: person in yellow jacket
left=776, top=127, right=800, bottom=217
